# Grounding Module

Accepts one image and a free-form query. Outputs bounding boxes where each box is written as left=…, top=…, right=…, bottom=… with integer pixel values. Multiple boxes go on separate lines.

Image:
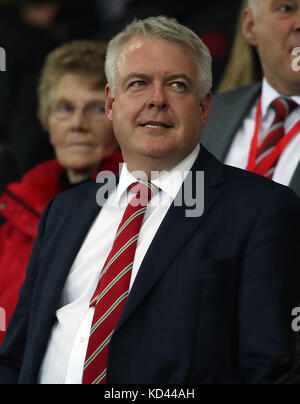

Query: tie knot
left=129, top=181, right=159, bottom=206
left=271, top=97, right=298, bottom=123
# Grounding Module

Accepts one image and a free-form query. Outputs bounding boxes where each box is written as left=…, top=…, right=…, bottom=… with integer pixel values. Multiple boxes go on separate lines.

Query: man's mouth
left=139, top=122, right=173, bottom=129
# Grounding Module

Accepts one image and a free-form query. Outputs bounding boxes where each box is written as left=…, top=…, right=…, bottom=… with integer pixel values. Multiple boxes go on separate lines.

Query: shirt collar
left=116, top=143, right=200, bottom=205
left=261, top=78, right=300, bottom=118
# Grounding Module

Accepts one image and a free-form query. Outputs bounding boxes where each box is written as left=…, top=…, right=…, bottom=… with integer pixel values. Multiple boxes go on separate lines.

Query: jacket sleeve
left=238, top=185, right=300, bottom=384
left=0, top=197, right=55, bottom=384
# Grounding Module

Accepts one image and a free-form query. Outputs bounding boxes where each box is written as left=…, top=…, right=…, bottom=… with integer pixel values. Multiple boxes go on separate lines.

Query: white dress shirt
left=225, top=78, right=300, bottom=186
left=38, top=144, right=200, bottom=384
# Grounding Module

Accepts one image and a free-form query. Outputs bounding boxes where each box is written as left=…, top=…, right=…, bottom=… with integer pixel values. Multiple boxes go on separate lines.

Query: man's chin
left=139, top=148, right=174, bottom=161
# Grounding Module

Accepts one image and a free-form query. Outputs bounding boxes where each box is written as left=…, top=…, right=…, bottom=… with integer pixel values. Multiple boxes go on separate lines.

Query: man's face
left=106, top=37, right=211, bottom=172
left=243, top=0, right=300, bottom=95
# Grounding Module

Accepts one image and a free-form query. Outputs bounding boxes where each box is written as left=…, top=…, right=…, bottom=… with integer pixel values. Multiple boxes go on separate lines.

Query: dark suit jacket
left=201, top=83, right=300, bottom=199
left=1, top=146, right=300, bottom=384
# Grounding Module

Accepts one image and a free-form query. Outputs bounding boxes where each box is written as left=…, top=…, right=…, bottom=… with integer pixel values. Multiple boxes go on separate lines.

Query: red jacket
left=0, top=154, right=122, bottom=344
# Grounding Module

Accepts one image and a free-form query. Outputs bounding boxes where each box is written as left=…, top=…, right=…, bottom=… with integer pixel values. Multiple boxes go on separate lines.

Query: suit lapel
left=54, top=174, right=120, bottom=283
left=40, top=180, right=113, bottom=315
left=202, top=83, right=261, bottom=162
left=290, top=161, right=300, bottom=199
left=115, top=147, right=225, bottom=333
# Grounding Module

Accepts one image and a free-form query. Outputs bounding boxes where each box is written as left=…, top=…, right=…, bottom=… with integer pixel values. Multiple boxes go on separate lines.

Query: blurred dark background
left=0, top=0, right=242, bottom=180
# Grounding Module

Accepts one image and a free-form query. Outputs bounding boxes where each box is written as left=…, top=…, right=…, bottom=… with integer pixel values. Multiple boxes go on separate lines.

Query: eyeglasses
left=51, top=100, right=106, bottom=121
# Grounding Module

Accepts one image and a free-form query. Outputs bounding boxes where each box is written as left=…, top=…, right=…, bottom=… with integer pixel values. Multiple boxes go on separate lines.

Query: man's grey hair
left=248, top=0, right=258, bottom=11
left=105, top=16, right=212, bottom=100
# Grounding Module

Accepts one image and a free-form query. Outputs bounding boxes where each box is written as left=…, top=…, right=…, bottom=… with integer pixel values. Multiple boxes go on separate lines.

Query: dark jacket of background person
left=0, top=153, right=122, bottom=345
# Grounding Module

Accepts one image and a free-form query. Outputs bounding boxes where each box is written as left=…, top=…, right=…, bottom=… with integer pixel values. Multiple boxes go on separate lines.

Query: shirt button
left=79, top=337, right=86, bottom=343
left=0, top=203, right=6, bottom=210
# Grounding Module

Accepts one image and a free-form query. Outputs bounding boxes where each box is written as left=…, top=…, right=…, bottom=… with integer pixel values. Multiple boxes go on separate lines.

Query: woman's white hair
left=105, top=16, right=212, bottom=100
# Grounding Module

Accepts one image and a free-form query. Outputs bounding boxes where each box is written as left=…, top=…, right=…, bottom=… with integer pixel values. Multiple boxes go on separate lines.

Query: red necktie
left=254, top=97, right=298, bottom=179
left=82, top=181, right=157, bottom=384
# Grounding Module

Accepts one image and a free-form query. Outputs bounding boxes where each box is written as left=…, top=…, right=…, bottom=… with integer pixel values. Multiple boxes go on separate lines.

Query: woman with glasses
left=0, top=41, right=122, bottom=344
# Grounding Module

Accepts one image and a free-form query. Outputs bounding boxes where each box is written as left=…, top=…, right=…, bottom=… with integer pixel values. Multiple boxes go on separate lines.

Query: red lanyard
left=246, top=95, right=300, bottom=174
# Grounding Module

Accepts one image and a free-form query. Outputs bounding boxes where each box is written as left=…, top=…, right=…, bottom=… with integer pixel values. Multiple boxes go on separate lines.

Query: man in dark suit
left=201, top=0, right=300, bottom=198
left=1, top=16, right=300, bottom=385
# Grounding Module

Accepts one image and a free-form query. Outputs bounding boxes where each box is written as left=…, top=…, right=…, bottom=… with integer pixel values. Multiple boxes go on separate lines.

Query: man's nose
left=148, top=84, right=168, bottom=110
left=294, top=9, right=300, bottom=31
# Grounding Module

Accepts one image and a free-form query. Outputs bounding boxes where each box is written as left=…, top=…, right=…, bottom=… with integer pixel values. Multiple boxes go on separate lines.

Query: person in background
left=201, top=0, right=300, bottom=198
left=0, top=16, right=299, bottom=384
left=217, top=0, right=262, bottom=94
left=0, top=40, right=122, bottom=344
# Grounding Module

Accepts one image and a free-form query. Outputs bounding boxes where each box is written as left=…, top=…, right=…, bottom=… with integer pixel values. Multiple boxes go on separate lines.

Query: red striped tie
left=82, top=181, right=157, bottom=384
left=254, top=97, right=298, bottom=179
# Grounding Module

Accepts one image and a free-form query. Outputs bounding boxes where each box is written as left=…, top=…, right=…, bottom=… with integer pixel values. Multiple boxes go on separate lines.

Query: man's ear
left=242, top=8, right=258, bottom=46
left=105, top=84, right=114, bottom=122
left=200, top=92, right=212, bottom=125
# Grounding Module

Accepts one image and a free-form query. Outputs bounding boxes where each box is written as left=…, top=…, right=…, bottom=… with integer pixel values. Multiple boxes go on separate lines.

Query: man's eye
left=279, top=5, right=292, bottom=11
left=171, top=82, right=187, bottom=90
left=277, top=2, right=296, bottom=13
left=129, top=80, right=146, bottom=89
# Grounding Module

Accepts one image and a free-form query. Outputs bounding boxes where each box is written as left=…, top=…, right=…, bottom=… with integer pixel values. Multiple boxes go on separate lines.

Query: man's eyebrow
left=122, top=73, right=151, bottom=87
left=271, top=0, right=296, bottom=7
